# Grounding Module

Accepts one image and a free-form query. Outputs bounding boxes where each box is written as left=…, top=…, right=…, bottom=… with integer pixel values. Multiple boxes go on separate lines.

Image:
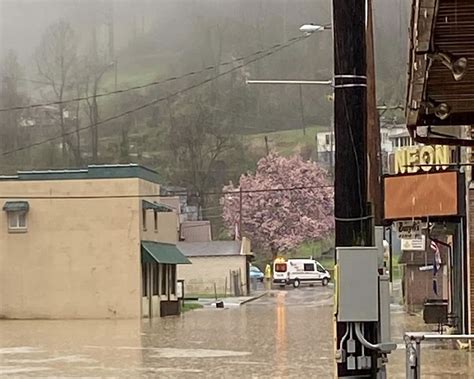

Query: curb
left=240, top=291, right=269, bottom=305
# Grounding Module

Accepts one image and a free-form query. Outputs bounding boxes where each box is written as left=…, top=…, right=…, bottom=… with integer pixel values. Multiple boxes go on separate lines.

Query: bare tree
left=35, top=20, right=77, bottom=163
left=82, top=58, right=114, bottom=163
left=0, top=50, right=25, bottom=166
left=164, top=96, right=239, bottom=211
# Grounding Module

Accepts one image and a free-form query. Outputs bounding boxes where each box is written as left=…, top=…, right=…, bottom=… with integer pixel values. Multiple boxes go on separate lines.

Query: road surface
left=1, top=286, right=473, bottom=377
left=0, top=287, right=333, bottom=377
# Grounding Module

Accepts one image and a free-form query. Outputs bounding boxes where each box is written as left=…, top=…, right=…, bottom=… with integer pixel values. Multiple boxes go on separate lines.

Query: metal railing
left=404, top=332, right=474, bottom=378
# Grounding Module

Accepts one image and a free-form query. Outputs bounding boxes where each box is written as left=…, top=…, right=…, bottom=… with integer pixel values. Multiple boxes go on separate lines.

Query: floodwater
left=0, top=287, right=333, bottom=378
left=0, top=286, right=473, bottom=378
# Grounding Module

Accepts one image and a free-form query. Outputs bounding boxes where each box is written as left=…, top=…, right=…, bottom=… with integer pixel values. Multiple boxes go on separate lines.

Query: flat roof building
left=0, top=164, right=190, bottom=319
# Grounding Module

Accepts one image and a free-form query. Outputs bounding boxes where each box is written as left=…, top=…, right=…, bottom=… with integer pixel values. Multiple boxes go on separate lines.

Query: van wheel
left=322, top=278, right=329, bottom=286
left=293, top=279, right=301, bottom=288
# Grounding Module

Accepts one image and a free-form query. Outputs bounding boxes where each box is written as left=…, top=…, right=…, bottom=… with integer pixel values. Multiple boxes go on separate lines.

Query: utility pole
left=107, top=2, right=115, bottom=62
left=114, top=60, right=118, bottom=91
left=333, top=1, right=374, bottom=378
left=298, top=84, right=306, bottom=135
left=333, top=1, right=369, bottom=247
left=239, top=187, right=243, bottom=238
left=366, top=0, right=383, bottom=225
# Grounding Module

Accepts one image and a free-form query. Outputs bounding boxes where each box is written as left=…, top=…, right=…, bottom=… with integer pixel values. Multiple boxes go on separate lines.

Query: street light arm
left=246, top=79, right=333, bottom=86
left=299, top=23, right=332, bottom=34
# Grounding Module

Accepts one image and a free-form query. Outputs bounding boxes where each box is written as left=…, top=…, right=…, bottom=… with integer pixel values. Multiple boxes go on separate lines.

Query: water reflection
left=0, top=319, right=144, bottom=377
left=4, top=298, right=472, bottom=378
left=275, top=291, right=288, bottom=377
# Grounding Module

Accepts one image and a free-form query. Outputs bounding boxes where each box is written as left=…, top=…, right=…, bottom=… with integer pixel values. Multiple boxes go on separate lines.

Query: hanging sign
left=401, top=235, right=426, bottom=251
left=396, top=220, right=426, bottom=239
left=394, top=145, right=451, bottom=174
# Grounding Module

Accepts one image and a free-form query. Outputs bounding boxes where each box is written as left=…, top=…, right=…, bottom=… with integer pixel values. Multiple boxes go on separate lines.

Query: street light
left=246, top=79, right=332, bottom=86
left=299, top=23, right=331, bottom=35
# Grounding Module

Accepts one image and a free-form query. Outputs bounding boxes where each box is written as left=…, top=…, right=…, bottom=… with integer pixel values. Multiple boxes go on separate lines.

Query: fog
left=0, top=0, right=409, bottom=195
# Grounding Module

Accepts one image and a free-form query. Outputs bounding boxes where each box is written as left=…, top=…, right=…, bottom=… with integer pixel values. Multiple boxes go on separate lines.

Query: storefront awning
left=3, top=201, right=29, bottom=212
left=142, top=200, right=173, bottom=212
left=141, top=241, right=191, bottom=265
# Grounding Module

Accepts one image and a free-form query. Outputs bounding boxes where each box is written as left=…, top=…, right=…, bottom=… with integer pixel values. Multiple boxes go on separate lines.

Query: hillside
left=245, top=126, right=328, bottom=157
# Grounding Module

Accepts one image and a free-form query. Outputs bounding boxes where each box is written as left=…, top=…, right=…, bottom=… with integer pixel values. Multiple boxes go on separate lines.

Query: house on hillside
left=177, top=238, right=253, bottom=296
left=316, top=125, right=397, bottom=172
left=0, top=164, right=190, bottom=319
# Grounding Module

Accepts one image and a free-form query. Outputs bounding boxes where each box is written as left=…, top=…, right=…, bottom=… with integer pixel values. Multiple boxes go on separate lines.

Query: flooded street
left=1, top=286, right=474, bottom=378
left=0, top=287, right=333, bottom=378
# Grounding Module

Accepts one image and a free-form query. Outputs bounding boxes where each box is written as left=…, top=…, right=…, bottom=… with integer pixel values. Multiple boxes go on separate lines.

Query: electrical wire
left=1, top=35, right=308, bottom=157
left=0, top=184, right=332, bottom=200
left=0, top=35, right=308, bottom=113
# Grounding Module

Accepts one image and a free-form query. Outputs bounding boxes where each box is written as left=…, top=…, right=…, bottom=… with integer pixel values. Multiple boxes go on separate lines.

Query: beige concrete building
left=0, top=164, right=190, bottom=320
left=177, top=238, right=252, bottom=296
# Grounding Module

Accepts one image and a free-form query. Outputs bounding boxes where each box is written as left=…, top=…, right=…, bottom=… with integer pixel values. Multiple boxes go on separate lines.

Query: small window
left=161, top=264, right=167, bottom=295
left=8, top=211, right=27, bottom=232
left=275, top=263, right=287, bottom=272
left=169, top=265, right=176, bottom=296
left=317, top=264, right=326, bottom=273
left=142, top=209, right=147, bottom=231
left=154, top=211, right=158, bottom=232
left=142, top=264, right=148, bottom=297
left=304, top=263, right=315, bottom=272
left=153, top=263, right=159, bottom=296
left=325, top=134, right=330, bottom=145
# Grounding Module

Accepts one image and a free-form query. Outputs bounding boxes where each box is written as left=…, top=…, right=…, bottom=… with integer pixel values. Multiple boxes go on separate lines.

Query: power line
left=1, top=76, right=50, bottom=86
left=168, top=185, right=333, bottom=196
left=0, top=35, right=308, bottom=113
left=0, top=184, right=332, bottom=200
left=1, top=35, right=308, bottom=157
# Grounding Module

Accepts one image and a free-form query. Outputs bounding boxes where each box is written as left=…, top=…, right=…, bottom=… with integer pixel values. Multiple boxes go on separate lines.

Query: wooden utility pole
left=333, top=1, right=374, bottom=377
left=333, top=0, right=370, bottom=248
left=264, top=136, right=270, bottom=155
left=239, top=187, right=243, bottom=238
left=298, top=85, right=306, bottom=135
left=366, top=0, right=383, bottom=225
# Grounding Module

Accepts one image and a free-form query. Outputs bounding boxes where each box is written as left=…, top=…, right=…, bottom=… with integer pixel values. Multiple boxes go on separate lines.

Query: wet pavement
left=0, top=285, right=473, bottom=377
left=0, top=287, right=333, bottom=378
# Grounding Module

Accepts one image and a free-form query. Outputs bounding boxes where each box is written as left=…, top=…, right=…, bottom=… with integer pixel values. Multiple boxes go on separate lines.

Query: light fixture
left=428, top=52, right=468, bottom=81
left=299, top=23, right=329, bottom=35
left=424, top=101, right=451, bottom=120
left=434, top=102, right=451, bottom=120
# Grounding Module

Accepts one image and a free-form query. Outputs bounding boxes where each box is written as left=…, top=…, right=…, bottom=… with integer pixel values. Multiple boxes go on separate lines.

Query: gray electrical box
left=337, top=247, right=379, bottom=322
left=379, top=275, right=391, bottom=343
left=374, top=226, right=385, bottom=269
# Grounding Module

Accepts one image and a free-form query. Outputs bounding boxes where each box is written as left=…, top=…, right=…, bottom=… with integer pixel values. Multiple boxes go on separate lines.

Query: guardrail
left=404, top=332, right=474, bottom=378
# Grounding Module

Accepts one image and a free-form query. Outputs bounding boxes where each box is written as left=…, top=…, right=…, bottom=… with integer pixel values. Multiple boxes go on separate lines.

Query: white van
left=273, top=258, right=330, bottom=288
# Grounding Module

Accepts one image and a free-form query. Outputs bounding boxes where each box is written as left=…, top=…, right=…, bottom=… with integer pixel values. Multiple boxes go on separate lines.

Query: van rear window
left=275, top=263, right=287, bottom=272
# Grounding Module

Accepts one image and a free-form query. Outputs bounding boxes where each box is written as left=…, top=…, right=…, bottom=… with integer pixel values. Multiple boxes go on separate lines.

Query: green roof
left=3, top=201, right=29, bottom=212
left=0, top=164, right=162, bottom=184
left=141, top=241, right=191, bottom=265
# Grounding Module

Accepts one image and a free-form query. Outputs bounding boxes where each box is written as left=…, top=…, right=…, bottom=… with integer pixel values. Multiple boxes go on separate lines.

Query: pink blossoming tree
left=222, top=154, right=334, bottom=258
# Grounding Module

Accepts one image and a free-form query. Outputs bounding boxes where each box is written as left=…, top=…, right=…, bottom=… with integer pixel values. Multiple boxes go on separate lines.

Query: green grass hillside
left=245, top=126, right=328, bottom=156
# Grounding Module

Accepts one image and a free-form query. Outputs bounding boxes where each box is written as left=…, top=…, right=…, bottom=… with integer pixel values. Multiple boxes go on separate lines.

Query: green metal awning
left=141, top=241, right=191, bottom=265
left=3, top=201, right=29, bottom=212
left=142, top=200, right=173, bottom=212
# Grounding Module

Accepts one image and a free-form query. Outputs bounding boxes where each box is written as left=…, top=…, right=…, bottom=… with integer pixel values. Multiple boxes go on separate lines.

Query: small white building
left=177, top=239, right=253, bottom=297
left=315, top=125, right=401, bottom=169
